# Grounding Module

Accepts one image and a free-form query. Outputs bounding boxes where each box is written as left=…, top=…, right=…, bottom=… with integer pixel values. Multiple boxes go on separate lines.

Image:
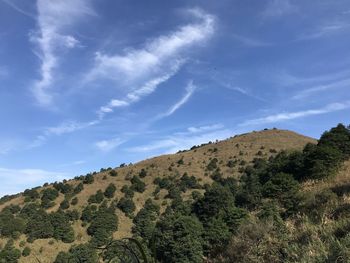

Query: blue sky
left=0, top=0, right=350, bottom=196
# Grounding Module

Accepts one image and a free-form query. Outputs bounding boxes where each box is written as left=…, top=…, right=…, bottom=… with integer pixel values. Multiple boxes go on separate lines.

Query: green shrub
left=130, top=176, right=146, bottom=193
left=139, top=169, right=147, bottom=178
left=117, top=197, right=135, bottom=216
left=71, top=197, right=78, bottom=206
left=22, top=247, right=31, bottom=257
left=104, top=183, right=116, bottom=198
left=83, top=174, right=94, bottom=184
left=59, top=199, right=70, bottom=210
left=88, top=190, right=104, bottom=204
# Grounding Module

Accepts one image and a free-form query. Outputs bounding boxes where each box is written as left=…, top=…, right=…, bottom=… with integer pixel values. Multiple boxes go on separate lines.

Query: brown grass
left=0, top=129, right=316, bottom=262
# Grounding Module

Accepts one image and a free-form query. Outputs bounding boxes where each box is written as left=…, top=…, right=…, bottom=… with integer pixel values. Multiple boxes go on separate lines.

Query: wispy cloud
left=240, top=101, right=350, bottom=126
left=187, top=124, right=224, bottom=134
left=90, top=8, right=215, bottom=118
left=262, top=0, right=297, bottom=18
left=232, top=34, right=272, bottom=47
left=31, top=0, right=94, bottom=106
left=298, top=21, right=350, bottom=40
left=30, top=120, right=99, bottom=148
left=97, top=61, right=183, bottom=119
left=87, top=8, right=214, bottom=85
left=95, top=138, right=125, bottom=152
left=1, top=0, right=35, bottom=19
left=159, top=81, right=196, bottom=118
left=292, top=78, right=350, bottom=100
left=128, top=124, right=231, bottom=154
left=0, top=167, right=68, bottom=196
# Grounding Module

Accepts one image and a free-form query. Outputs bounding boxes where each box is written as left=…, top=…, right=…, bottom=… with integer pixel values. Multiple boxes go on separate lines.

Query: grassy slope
left=0, top=129, right=316, bottom=263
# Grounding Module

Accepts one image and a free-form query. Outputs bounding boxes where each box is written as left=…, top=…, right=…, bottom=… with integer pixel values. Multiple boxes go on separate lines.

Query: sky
left=0, top=0, right=350, bottom=196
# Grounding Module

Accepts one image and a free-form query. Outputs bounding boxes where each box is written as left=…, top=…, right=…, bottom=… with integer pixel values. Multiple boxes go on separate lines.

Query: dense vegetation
left=0, top=124, right=350, bottom=262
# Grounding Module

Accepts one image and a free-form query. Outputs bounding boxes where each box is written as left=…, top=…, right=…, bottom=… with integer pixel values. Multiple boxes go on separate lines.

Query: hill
left=3, top=126, right=350, bottom=262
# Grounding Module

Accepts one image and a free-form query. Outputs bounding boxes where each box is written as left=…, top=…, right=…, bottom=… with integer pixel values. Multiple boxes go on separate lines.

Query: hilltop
left=3, top=126, right=350, bottom=263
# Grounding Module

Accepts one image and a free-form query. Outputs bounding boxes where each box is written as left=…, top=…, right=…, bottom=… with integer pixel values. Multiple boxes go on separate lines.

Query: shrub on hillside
left=104, top=183, right=116, bottom=198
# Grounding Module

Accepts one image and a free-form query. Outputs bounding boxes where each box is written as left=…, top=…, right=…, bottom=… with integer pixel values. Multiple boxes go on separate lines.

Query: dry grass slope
left=0, top=129, right=316, bottom=263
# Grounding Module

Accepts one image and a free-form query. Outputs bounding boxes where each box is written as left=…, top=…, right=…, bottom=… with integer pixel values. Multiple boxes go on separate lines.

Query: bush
left=25, top=209, right=54, bottom=241
left=0, top=211, right=26, bottom=238
left=71, top=197, right=78, bottom=206
left=121, top=185, right=134, bottom=198
left=104, top=183, right=116, bottom=198
left=41, top=188, right=59, bottom=208
left=23, top=188, right=39, bottom=202
left=130, top=176, right=146, bottom=193
left=117, top=197, right=135, bottom=216
left=0, top=241, right=21, bottom=263
left=139, top=169, right=147, bottom=178
left=262, top=173, right=300, bottom=216
left=50, top=211, right=75, bottom=243
left=73, top=183, right=84, bottom=194
left=88, top=190, right=104, bottom=204
left=60, top=199, right=70, bottom=210
left=109, top=170, right=118, bottom=177
left=22, top=247, right=31, bottom=257
left=54, top=244, right=98, bottom=263
left=206, top=158, right=218, bottom=171
left=83, top=174, right=94, bottom=184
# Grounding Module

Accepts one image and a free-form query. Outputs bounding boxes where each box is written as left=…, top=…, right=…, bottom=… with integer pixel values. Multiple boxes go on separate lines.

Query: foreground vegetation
left=0, top=124, right=350, bottom=262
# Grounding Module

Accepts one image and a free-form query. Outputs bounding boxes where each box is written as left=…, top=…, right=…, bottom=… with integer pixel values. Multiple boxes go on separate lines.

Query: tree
left=41, top=188, right=59, bottom=209
left=155, top=214, right=204, bottom=263
left=0, top=240, right=21, bottom=263
left=87, top=207, right=118, bottom=247
left=50, top=211, right=75, bottom=243
left=25, top=209, right=54, bottom=241
left=132, top=199, right=160, bottom=240
left=23, top=188, right=39, bottom=202
left=104, top=183, right=116, bottom=198
left=54, top=244, right=98, bottom=263
left=0, top=211, right=26, bottom=238
left=262, top=173, right=300, bottom=216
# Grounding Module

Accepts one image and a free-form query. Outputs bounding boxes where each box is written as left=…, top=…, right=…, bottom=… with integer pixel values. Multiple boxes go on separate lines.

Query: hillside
left=5, top=126, right=350, bottom=263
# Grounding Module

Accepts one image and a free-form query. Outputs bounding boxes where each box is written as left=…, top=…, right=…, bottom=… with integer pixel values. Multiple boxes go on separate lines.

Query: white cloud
left=0, top=167, right=68, bottom=197
left=95, top=138, right=125, bottom=152
left=292, top=78, right=350, bottom=100
left=87, top=8, right=214, bottom=85
left=91, top=8, right=215, bottom=118
left=97, top=61, right=183, bottom=118
left=262, top=0, right=297, bottom=18
left=29, top=120, right=99, bottom=148
left=31, top=0, right=94, bottom=106
left=187, top=124, right=224, bottom=133
left=160, top=81, right=196, bottom=118
left=240, top=101, right=350, bottom=126
left=128, top=124, right=230, bottom=154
